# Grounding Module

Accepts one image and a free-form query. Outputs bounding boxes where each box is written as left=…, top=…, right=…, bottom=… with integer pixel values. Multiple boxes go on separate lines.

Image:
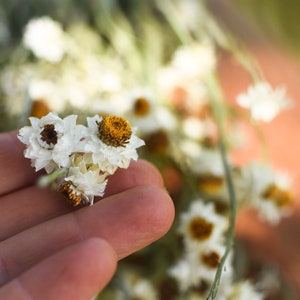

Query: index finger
left=0, top=132, right=38, bottom=196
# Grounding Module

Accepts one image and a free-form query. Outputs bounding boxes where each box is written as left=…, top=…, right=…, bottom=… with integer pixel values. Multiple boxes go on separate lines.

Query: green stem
left=206, top=138, right=237, bottom=300
left=204, top=72, right=237, bottom=300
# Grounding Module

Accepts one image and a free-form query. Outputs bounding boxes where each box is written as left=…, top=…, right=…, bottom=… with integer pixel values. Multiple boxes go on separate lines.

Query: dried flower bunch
left=18, top=112, right=144, bottom=206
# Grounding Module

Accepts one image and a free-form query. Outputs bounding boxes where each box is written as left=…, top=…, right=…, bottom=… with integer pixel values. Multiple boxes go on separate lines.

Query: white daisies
left=18, top=112, right=144, bottom=206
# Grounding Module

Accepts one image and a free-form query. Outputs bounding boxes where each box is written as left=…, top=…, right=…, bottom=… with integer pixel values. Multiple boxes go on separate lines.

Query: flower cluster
left=18, top=112, right=144, bottom=206
left=168, top=199, right=266, bottom=299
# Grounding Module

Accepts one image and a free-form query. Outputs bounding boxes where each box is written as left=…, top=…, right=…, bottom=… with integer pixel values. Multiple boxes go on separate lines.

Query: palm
left=0, top=132, right=174, bottom=299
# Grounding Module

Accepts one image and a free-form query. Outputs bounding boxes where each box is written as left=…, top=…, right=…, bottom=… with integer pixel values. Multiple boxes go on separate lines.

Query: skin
left=0, top=132, right=175, bottom=300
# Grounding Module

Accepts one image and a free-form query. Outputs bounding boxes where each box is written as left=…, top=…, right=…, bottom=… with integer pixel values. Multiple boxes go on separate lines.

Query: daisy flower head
left=116, top=271, right=158, bottom=300
left=18, top=112, right=85, bottom=173
left=189, top=148, right=227, bottom=195
left=197, top=244, right=233, bottom=289
left=241, top=162, right=293, bottom=224
left=224, top=280, right=264, bottom=300
left=85, top=114, right=145, bottom=174
left=168, top=257, right=202, bottom=292
left=23, top=16, right=66, bottom=63
left=171, top=42, right=216, bottom=79
left=125, top=87, right=177, bottom=135
left=236, top=81, right=292, bottom=122
left=63, top=167, right=107, bottom=206
left=168, top=244, right=232, bottom=294
left=126, top=87, right=159, bottom=133
left=178, top=199, right=228, bottom=251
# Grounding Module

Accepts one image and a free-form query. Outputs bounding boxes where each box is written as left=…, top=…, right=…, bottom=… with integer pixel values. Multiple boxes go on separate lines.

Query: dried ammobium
left=18, top=112, right=144, bottom=206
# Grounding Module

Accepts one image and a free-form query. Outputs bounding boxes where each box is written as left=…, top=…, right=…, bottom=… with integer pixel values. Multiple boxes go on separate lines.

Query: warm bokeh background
left=209, top=1, right=300, bottom=295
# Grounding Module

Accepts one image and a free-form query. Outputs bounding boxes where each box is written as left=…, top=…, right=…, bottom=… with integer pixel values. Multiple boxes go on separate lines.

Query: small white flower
left=116, top=271, right=157, bottom=300
left=128, top=279, right=157, bottom=300
left=125, top=87, right=178, bottom=135
left=172, top=43, right=216, bottom=79
left=85, top=115, right=145, bottom=174
left=240, top=162, right=293, bottom=224
left=224, top=281, right=264, bottom=300
left=189, top=148, right=224, bottom=177
left=64, top=167, right=107, bottom=205
left=18, top=112, right=85, bottom=173
left=125, top=87, right=159, bottom=133
left=196, top=244, right=233, bottom=288
left=23, top=16, right=66, bottom=63
left=236, top=82, right=292, bottom=122
left=168, top=258, right=201, bottom=292
left=169, top=244, right=233, bottom=294
left=178, top=200, right=228, bottom=251
left=182, top=116, right=206, bottom=140
left=28, top=78, right=67, bottom=112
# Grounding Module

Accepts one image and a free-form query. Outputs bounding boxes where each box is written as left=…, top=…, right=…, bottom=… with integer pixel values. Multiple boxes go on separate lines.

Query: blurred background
left=1, top=1, right=300, bottom=299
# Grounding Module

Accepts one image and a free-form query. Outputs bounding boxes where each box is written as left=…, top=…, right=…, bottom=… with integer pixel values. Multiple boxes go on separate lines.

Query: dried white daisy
left=23, top=16, right=66, bottom=63
left=18, top=112, right=85, bottom=173
left=236, top=82, right=292, bottom=122
left=240, top=162, right=293, bottom=224
left=85, top=114, right=145, bottom=174
left=178, top=200, right=228, bottom=251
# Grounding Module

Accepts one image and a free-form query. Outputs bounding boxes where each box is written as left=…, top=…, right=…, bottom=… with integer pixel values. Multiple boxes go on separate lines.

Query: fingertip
left=139, top=185, right=175, bottom=242
left=105, top=159, right=164, bottom=196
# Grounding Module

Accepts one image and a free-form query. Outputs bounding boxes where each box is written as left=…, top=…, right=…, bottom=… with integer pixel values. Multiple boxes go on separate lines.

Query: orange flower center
left=189, top=217, right=213, bottom=241
left=262, top=184, right=292, bottom=207
left=201, top=251, right=221, bottom=269
left=97, top=115, right=132, bottom=147
left=197, top=174, right=224, bottom=193
left=40, top=124, right=58, bottom=146
left=59, top=181, right=83, bottom=207
left=134, top=97, right=151, bottom=117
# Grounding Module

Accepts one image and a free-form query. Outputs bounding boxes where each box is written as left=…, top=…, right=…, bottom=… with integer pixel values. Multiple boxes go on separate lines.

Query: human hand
left=0, top=132, right=174, bottom=299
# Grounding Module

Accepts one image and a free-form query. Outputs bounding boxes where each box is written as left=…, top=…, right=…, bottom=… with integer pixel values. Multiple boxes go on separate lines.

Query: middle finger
left=0, top=159, right=164, bottom=242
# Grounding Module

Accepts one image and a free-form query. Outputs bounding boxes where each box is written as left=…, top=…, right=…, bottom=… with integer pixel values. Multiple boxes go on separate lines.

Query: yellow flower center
left=30, top=99, right=51, bottom=118
left=201, top=251, right=221, bottom=269
left=40, top=124, right=58, bottom=146
left=197, top=174, right=224, bottom=193
left=59, top=181, right=83, bottom=207
left=134, top=97, right=151, bottom=117
left=189, top=217, right=213, bottom=241
left=262, top=184, right=292, bottom=207
left=97, top=115, right=132, bottom=147
left=144, top=129, right=169, bottom=154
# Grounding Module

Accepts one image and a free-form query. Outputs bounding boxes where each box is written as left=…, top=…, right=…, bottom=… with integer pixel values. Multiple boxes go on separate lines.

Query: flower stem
left=206, top=138, right=237, bottom=300
left=205, top=71, right=237, bottom=300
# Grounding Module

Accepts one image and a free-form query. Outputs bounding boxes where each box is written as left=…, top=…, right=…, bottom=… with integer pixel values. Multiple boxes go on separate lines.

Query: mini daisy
left=236, top=82, right=292, bottom=122
left=125, top=87, right=177, bottom=134
left=168, top=245, right=232, bottom=294
left=189, top=148, right=227, bottom=195
left=196, top=244, right=233, bottom=289
left=178, top=200, right=228, bottom=251
left=23, top=16, right=67, bottom=63
left=171, top=42, right=216, bottom=79
left=240, top=162, right=293, bottom=224
left=18, top=112, right=85, bottom=173
left=116, top=271, right=158, bottom=300
left=62, top=167, right=107, bottom=206
left=224, top=280, right=264, bottom=300
left=85, top=114, right=145, bottom=174
left=168, top=257, right=201, bottom=292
